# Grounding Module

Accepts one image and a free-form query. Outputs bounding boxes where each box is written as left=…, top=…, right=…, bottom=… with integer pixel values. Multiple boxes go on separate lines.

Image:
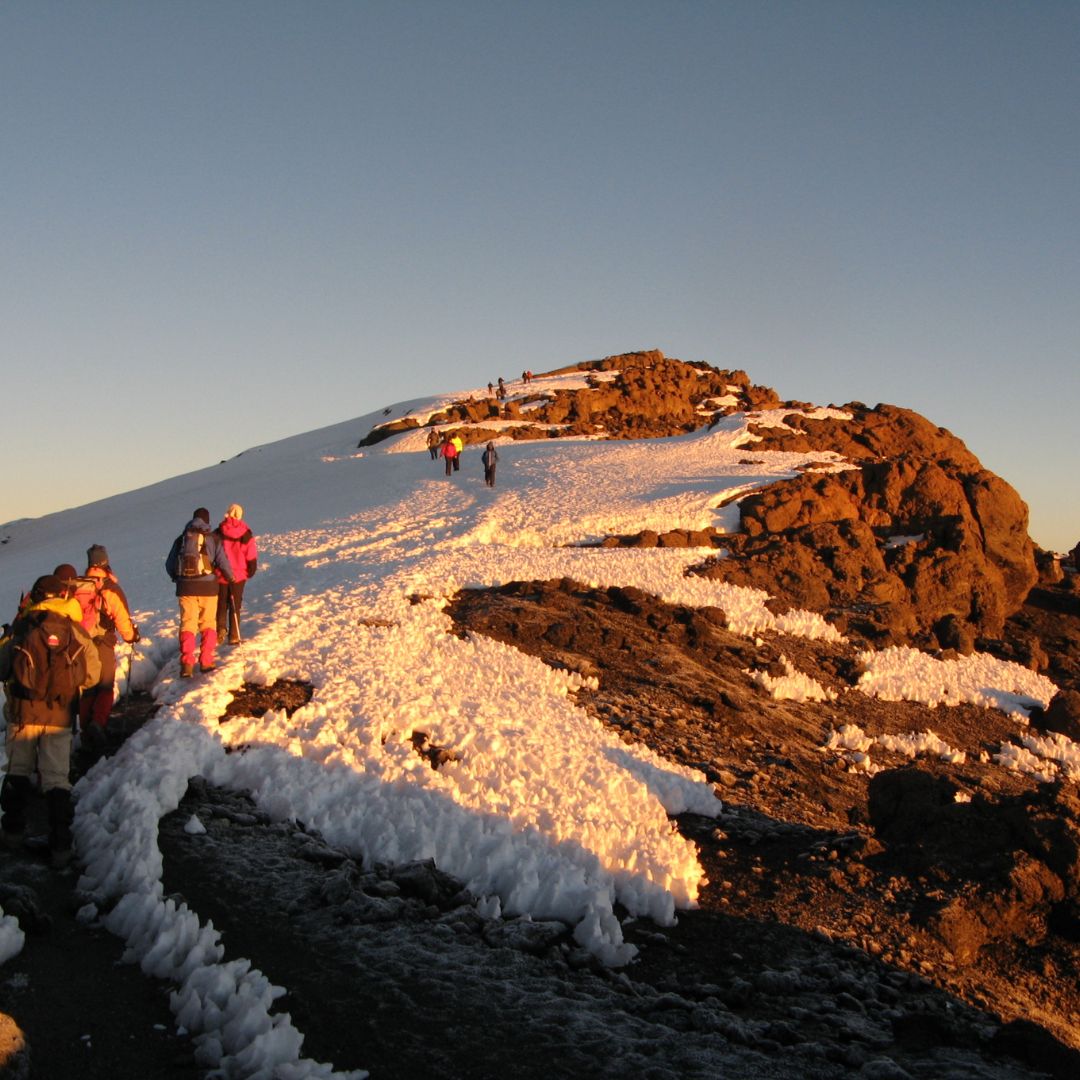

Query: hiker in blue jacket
left=165, top=508, right=235, bottom=677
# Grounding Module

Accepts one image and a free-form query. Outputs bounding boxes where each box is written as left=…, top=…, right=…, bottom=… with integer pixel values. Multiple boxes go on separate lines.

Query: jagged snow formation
left=747, top=655, right=838, bottom=702
left=997, top=731, right=1080, bottom=783
left=821, top=724, right=967, bottom=775
left=856, top=646, right=1056, bottom=715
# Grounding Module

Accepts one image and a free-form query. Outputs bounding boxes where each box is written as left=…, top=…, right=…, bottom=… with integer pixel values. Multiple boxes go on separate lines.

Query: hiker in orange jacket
left=55, top=546, right=140, bottom=746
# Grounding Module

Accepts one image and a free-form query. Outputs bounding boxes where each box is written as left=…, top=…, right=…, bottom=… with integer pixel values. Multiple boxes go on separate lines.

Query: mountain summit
left=1, top=350, right=1078, bottom=1079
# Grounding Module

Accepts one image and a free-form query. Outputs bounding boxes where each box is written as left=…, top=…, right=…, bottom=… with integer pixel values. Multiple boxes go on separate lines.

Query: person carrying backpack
left=165, top=508, right=235, bottom=677
left=55, top=546, right=140, bottom=747
left=214, top=504, right=258, bottom=646
left=0, top=575, right=101, bottom=867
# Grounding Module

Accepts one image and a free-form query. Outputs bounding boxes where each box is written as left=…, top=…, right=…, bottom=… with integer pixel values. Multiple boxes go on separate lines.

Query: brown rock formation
left=359, top=350, right=777, bottom=447
left=697, top=403, right=1038, bottom=649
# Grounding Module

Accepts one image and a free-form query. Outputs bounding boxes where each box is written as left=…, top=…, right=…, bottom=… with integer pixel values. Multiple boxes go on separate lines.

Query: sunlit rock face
left=698, top=402, right=1038, bottom=650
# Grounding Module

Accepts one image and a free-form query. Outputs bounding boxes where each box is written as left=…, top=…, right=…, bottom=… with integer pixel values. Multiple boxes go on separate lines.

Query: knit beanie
left=226, top=503, right=244, bottom=520
left=86, top=544, right=109, bottom=567
left=193, top=508, right=211, bottom=525
left=31, top=574, right=63, bottom=602
left=53, top=563, right=78, bottom=581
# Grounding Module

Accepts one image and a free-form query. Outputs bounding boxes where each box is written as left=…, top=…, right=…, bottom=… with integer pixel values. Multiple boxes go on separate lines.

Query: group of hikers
left=484, top=372, right=533, bottom=401
left=425, top=430, right=500, bottom=486
left=0, top=505, right=258, bottom=868
left=164, top=504, right=257, bottom=677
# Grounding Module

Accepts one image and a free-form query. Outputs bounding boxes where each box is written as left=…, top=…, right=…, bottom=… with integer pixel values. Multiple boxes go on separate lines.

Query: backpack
left=178, top=528, right=213, bottom=577
left=10, top=610, right=89, bottom=707
left=67, top=576, right=106, bottom=635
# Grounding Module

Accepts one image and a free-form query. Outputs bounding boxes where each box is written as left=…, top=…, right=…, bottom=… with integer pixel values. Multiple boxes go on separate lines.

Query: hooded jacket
left=215, top=516, right=258, bottom=584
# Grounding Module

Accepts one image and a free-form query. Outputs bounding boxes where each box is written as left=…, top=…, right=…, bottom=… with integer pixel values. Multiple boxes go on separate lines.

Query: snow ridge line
left=73, top=716, right=367, bottom=1080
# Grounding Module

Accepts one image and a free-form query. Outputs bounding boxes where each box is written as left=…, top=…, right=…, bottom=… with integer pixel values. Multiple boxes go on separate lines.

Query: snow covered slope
left=0, top=374, right=1057, bottom=1078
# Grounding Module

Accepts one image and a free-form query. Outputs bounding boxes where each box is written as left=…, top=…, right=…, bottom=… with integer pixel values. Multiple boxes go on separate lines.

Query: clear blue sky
left=3, top=1, right=1078, bottom=551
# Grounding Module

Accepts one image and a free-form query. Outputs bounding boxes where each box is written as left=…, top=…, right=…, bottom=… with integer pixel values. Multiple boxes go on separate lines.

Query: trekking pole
left=124, top=641, right=134, bottom=697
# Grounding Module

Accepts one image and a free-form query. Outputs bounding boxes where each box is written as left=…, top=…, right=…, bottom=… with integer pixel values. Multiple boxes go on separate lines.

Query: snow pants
left=216, top=581, right=246, bottom=643
left=179, top=594, right=219, bottom=669
left=2, top=721, right=74, bottom=849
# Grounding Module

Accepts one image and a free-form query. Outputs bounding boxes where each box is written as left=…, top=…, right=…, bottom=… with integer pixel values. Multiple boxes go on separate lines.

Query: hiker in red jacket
left=214, top=504, right=258, bottom=646
left=441, top=435, right=458, bottom=477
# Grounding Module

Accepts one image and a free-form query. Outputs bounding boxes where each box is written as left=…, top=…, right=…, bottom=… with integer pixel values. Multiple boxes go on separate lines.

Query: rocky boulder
left=868, top=767, right=1080, bottom=963
left=696, top=403, right=1037, bottom=648
left=1034, top=689, right=1080, bottom=742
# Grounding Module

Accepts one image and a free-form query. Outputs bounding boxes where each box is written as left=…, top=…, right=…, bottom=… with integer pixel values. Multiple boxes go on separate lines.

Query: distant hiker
left=0, top=574, right=101, bottom=867
left=426, top=429, right=441, bottom=461
left=481, top=442, right=499, bottom=488
left=214, top=504, right=258, bottom=646
left=56, top=547, right=139, bottom=751
left=487, top=381, right=494, bottom=397
left=497, top=377, right=506, bottom=400
left=165, top=508, right=235, bottom=677
left=451, top=433, right=464, bottom=472
left=441, top=435, right=458, bottom=477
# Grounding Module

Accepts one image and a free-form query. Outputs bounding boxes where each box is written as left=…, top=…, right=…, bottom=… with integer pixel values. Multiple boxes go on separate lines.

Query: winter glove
left=247, top=560, right=257, bottom=578
left=130, top=626, right=141, bottom=644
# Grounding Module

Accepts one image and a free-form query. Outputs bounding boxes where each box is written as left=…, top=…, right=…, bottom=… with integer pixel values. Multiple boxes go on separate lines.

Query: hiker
left=497, top=377, right=506, bottom=400
left=56, top=546, right=140, bottom=750
left=426, top=428, right=441, bottom=461
left=0, top=574, right=101, bottom=867
left=165, top=508, right=235, bottom=677
left=441, top=435, right=458, bottom=477
left=451, top=432, right=464, bottom=472
left=481, top=441, right=499, bottom=488
left=214, top=504, right=258, bottom=646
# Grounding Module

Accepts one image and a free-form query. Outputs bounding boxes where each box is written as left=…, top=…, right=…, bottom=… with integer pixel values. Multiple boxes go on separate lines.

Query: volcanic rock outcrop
left=695, top=403, right=1039, bottom=650
left=359, top=349, right=778, bottom=447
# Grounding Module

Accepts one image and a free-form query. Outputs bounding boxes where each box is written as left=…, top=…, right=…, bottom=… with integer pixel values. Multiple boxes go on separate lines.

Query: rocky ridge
left=367, top=349, right=1050, bottom=657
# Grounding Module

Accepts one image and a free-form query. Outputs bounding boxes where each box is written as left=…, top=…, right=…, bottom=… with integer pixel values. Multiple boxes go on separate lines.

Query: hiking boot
left=180, top=662, right=195, bottom=678
left=228, top=636, right=241, bottom=646
left=200, top=664, right=216, bottom=674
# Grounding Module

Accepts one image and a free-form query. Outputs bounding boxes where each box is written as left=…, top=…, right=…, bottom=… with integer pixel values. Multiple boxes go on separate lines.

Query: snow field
left=1, top=390, right=1071, bottom=1079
